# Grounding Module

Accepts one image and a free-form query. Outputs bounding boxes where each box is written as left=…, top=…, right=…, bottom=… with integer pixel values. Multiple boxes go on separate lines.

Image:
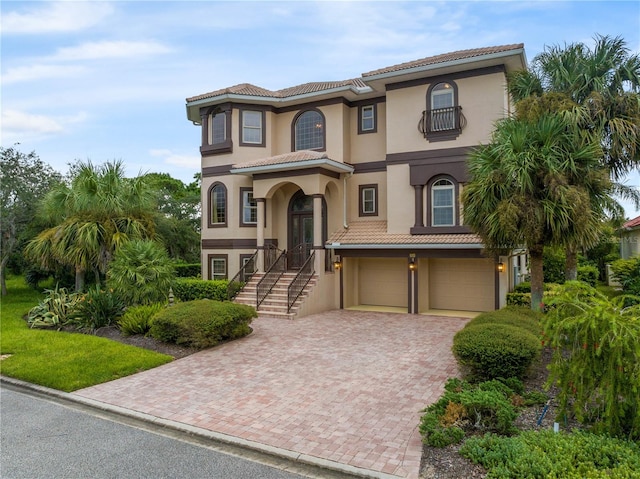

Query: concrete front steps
left=233, top=272, right=317, bottom=319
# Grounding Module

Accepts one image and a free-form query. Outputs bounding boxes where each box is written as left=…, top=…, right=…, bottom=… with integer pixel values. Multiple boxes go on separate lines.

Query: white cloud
left=150, top=149, right=200, bottom=169
left=1, top=109, right=87, bottom=143
left=1, top=2, right=114, bottom=34
left=51, top=40, right=173, bottom=61
left=1, top=64, right=87, bottom=84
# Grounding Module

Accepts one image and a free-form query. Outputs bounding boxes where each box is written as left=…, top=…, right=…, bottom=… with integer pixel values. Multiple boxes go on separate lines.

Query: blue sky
left=2, top=1, right=640, bottom=217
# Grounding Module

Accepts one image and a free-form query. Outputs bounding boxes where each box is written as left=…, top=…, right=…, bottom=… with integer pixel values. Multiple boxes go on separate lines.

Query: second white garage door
left=358, top=258, right=408, bottom=308
left=429, top=258, right=495, bottom=312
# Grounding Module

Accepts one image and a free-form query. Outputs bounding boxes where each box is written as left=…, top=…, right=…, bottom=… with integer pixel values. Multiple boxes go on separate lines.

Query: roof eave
left=326, top=242, right=485, bottom=250
left=362, top=48, right=526, bottom=84
left=230, top=158, right=355, bottom=176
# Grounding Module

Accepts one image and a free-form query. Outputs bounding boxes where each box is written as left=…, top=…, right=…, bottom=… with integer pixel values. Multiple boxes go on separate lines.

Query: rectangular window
left=209, top=255, right=227, bottom=280
left=359, top=184, right=378, bottom=217
left=358, top=104, right=377, bottom=134
left=241, top=110, right=265, bottom=146
left=241, top=188, right=257, bottom=225
left=211, top=112, right=226, bottom=145
left=432, top=187, right=454, bottom=226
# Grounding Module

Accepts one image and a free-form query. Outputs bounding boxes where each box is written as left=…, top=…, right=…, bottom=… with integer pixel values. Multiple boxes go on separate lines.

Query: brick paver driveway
left=75, top=310, right=468, bottom=478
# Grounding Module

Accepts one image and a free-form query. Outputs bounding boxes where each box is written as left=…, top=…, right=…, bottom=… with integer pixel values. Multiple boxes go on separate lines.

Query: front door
left=288, top=191, right=313, bottom=269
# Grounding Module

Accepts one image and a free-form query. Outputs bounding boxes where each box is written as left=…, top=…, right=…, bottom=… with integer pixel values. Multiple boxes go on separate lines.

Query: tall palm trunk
left=565, top=246, right=578, bottom=281
left=75, top=265, right=85, bottom=292
left=529, top=244, right=545, bottom=311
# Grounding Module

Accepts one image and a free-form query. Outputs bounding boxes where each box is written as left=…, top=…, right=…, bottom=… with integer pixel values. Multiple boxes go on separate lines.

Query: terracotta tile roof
left=187, top=79, right=367, bottom=103
left=231, top=150, right=330, bottom=170
left=327, top=220, right=483, bottom=247
left=622, top=215, right=640, bottom=229
left=362, top=44, right=524, bottom=77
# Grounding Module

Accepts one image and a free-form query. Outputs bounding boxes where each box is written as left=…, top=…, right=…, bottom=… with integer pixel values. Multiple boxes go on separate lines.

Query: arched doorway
left=288, top=190, right=326, bottom=269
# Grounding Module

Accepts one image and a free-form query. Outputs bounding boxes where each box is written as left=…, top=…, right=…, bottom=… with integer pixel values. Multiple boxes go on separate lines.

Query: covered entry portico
left=230, top=151, right=354, bottom=275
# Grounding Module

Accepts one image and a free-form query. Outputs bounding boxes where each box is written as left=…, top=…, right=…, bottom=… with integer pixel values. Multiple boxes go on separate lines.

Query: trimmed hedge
left=173, top=278, right=231, bottom=301
left=453, top=323, right=541, bottom=381
left=466, top=307, right=543, bottom=337
left=174, top=263, right=201, bottom=278
left=149, top=300, right=257, bottom=349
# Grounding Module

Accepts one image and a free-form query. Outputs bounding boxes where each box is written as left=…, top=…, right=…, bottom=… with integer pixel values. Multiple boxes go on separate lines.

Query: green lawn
left=1, top=276, right=173, bottom=392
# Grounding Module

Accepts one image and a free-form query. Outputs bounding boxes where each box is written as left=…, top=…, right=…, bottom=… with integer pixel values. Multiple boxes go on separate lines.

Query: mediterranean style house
left=185, top=44, right=528, bottom=318
left=620, top=215, right=640, bottom=259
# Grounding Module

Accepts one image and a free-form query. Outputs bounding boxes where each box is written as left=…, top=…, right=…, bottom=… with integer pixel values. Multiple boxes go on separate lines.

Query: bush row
left=419, top=377, right=546, bottom=448
left=452, top=307, right=543, bottom=381
left=460, top=429, right=640, bottom=478
left=149, top=299, right=257, bottom=349
left=172, top=278, right=244, bottom=302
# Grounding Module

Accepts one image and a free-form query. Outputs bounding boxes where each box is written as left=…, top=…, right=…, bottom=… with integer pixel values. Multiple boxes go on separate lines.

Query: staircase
left=233, top=272, right=317, bottom=319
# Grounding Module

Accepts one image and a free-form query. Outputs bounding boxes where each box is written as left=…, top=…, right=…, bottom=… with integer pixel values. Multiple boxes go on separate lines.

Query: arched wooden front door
left=288, top=190, right=326, bottom=269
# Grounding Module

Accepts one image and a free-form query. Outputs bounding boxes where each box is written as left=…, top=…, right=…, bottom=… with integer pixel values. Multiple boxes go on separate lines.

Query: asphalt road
left=1, top=387, right=314, bottom=479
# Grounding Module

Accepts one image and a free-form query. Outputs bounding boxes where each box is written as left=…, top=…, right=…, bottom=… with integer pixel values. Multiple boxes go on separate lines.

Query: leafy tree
left=463, top=112, right=607, bottom=310
left=107, top=239, right=175, bottom=306
left=508, top=34, right=640, bottom=279
left=143, top=172, right=200, bottom=263
left=0, top=146, right=62, bottom=295
left=543, top=281, right=640, bottom=439
left=24, top=160, right=156, bottom=291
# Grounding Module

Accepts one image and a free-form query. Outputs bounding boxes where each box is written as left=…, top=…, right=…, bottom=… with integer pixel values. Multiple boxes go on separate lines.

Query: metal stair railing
left=287, top=251, right=315, bottom=313
left=226, top=250, right=258, bottom=300
left=256, top=249, right=287, bottom=308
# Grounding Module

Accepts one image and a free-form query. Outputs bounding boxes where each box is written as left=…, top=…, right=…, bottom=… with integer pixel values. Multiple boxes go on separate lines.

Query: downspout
left=343, top=172, right=352, bottom=229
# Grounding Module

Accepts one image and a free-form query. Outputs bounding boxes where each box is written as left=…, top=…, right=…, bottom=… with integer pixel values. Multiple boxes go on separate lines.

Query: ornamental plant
left=543, top=281, right=640, bottom=440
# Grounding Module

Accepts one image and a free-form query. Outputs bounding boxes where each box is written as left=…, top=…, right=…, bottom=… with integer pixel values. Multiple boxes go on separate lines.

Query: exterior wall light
left=409, top=259, right=417, bottom=271
left=497, top=262, right=505, bottom=273
left=333, top=257, right=342, bottom=270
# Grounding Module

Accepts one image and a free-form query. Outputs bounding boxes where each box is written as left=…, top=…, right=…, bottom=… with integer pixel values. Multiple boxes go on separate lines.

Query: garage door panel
left=430, top=258, right=494, bottom=311
left=359, top=258, right=407, bottom=308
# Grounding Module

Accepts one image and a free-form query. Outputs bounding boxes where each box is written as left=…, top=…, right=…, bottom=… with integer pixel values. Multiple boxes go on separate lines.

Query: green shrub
left=419, top=378, right=529, bottom=448
left=174, top=263, right=200, bottom=278
left=466, top=307, right=543, bottom=337
left=513, top=281, right=531, bottom=293
left=118, top=303, right=164, bottom=336
left=577, top=264, right=599, bottom=287
left=172, top=278, right=230, bottom=301
left=149, top=300, right=257, bottom=349
left=70, top=285, right=125, bottom=330
left=453, top=323, right=541, bottom=381
left=610, top=257, right=640, bottom=298
left=506, top=284, right=561, bottom=309
left=460, top=430, right=640, bottom=479
left=27, top=285, right=81, bottom=328
left=107, top=240, right=175, bottom=306
left=543, top=281, right=640, bottom=440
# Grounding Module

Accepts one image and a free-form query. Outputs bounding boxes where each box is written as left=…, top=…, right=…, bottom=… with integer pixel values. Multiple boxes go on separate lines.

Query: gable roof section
left=230, top=150, right=354, bottom=176
left=362, top=44, right=524, bottom=78
left=622, top=215, right=640, bottom=230
left=327, top=220, right=483, bottom=249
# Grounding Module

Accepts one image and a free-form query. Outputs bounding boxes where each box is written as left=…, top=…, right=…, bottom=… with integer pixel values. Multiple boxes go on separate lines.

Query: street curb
left=1, top=375, right=402, bottom=479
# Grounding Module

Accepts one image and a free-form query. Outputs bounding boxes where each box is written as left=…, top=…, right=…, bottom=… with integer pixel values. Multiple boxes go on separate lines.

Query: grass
left=1, top=275, right=173, bottom=392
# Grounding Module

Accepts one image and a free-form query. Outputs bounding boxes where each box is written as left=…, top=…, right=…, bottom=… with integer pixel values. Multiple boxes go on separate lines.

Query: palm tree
left=25, top=161, right=157, bottom=291
left=508, top=35, right=640, bottom=279
left=463, top=112, right=606, bottom=310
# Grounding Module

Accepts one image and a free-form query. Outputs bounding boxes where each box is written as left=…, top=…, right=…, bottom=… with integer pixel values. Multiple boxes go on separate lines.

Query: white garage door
left=429, top=258, right=494, bottom=312
left=358, top=258, right=408, bottom=308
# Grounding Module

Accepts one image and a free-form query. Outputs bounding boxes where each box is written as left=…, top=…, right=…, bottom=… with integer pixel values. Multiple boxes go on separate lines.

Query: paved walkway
left=75, top=310, right=468, bottom=478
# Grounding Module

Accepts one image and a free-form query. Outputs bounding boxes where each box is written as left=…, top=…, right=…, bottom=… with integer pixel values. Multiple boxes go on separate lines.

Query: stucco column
left=313, top=194, right=323, bottom=273
left=256, top=198, right=265, bottom=272
left=414, top=184, right=424, bottom=228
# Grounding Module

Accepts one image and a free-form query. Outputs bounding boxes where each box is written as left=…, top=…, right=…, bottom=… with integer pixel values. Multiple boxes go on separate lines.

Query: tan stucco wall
left=348, top=102, right=386, bottom=164
left=386, top=164, right=414, bottom=233
left=386, top=71, right=508, bottom=154
left=346, top=171, right=388, bottom=222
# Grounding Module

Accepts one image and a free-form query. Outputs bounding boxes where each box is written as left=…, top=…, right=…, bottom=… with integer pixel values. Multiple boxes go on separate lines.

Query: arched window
left=208, top=182, right=227, bottom=227
left=430, top=83, right=455, bottom=131
left=294, top=110, right=325, bottom=151
left=431, top=178, right=455, bottom=226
